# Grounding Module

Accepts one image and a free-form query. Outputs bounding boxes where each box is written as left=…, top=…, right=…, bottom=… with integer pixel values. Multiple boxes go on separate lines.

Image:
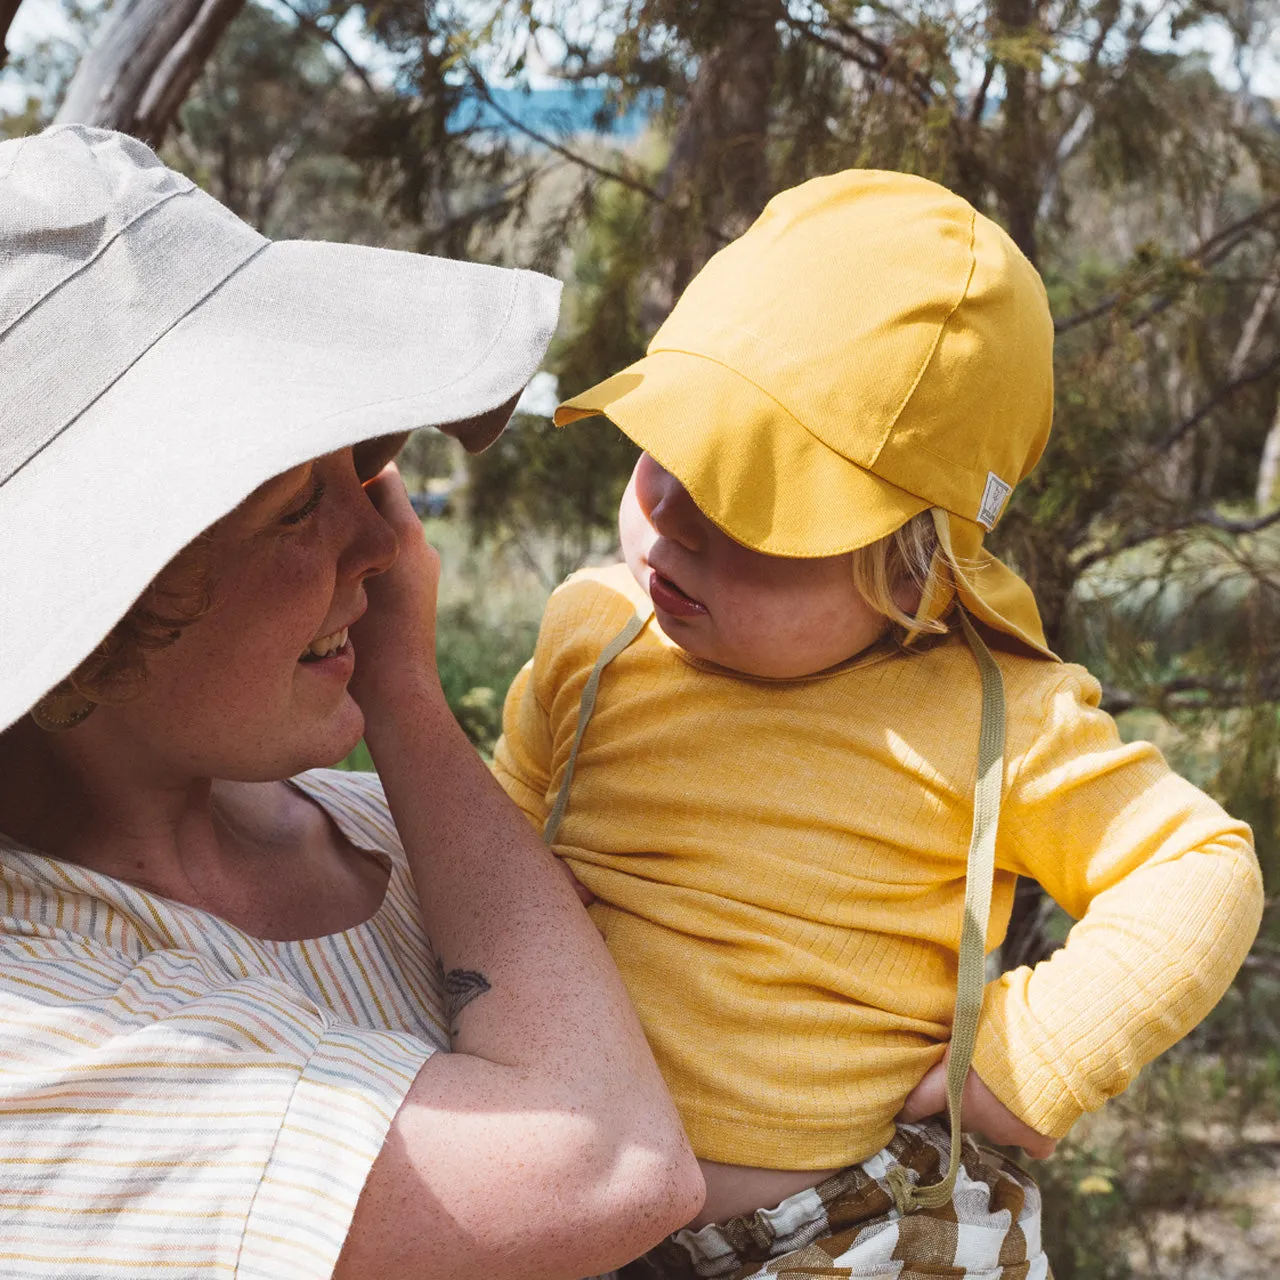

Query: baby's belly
left=581, top=889, right=951, bottom=1172
left=692, top=1158, right=846, bottom=1228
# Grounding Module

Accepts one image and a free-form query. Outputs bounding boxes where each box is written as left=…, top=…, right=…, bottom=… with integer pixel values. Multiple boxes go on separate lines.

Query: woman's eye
left=280, top=477, right=326, bottom=526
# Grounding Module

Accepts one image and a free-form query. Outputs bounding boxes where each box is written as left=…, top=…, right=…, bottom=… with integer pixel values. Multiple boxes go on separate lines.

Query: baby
left=493, top=171, right=1263, bottom=1279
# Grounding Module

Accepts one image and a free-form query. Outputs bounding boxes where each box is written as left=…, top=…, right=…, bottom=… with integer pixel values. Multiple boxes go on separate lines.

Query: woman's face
left=91, top=447, right=398, bottom=782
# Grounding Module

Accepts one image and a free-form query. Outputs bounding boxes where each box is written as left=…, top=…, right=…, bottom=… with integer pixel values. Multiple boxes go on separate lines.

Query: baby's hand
left=897, top=1054, right=1057, bottom=1159
left=556, top=857, right=596, bottom=908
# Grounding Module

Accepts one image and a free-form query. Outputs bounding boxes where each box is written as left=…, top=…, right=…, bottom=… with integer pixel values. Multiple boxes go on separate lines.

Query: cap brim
left=1, top=240, right=560, bottom=732
left=558, top=352, right=1055, bottom=659
left=556, top=350, right=929, bottom=558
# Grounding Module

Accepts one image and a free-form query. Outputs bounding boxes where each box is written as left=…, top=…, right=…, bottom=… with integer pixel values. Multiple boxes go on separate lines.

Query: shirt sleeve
left=492, top=655, right=554, bottom=832
left=973, top=663, right=1264, bottom=1138
left=0, top=935, right=433, bottom=1279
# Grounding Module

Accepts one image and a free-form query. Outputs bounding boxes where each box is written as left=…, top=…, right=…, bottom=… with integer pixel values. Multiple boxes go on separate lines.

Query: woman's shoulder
left=289, top=767, right=403, bottom=860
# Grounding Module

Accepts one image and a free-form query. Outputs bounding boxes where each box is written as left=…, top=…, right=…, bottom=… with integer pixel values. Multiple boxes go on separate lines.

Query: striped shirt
left=0, top=768, right=447, bottom=1279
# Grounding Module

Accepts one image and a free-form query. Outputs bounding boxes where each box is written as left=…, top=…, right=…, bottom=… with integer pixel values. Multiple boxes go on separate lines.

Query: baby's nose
left=636, top=454, right=706, bottom=550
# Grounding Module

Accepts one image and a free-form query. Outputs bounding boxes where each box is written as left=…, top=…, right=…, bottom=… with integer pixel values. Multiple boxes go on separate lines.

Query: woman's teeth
left=301, top=627, right=348, bottom=661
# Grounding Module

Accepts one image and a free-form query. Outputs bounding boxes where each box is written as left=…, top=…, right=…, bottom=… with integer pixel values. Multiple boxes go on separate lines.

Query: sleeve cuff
left=971, top=977, right=1087, bottom=1141
left=237, top=1024, right=435, bottom=1279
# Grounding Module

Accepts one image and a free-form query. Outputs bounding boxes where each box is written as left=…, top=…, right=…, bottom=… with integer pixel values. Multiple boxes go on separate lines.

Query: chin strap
left=885, top=608, right=1006, bottom=1213
left=544, top=597, right=1006, bottom=1219
left=543, top=606, right=652, bottom=848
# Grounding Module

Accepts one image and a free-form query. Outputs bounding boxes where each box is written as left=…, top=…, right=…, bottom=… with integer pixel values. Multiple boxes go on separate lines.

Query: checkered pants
left=611, top=1121, right=1052, bottom=1280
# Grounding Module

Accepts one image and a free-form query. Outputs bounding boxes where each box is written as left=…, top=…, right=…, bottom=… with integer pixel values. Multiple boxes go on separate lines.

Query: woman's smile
left=297, top=627, right=356, bottom=681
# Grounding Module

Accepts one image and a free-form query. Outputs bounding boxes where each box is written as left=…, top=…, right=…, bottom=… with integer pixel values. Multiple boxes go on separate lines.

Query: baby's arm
left=492, top=657, right=554, bottom=832
left=973, top=664, right=1263, bottom=1140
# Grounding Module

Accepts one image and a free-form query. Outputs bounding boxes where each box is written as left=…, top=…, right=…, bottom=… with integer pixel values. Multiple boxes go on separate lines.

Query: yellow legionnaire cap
left=554, top=169, right=1057, bottom=658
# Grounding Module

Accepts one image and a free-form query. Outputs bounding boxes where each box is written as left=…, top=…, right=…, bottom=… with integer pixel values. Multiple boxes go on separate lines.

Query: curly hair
left=65, top=534, right=218, bottom=705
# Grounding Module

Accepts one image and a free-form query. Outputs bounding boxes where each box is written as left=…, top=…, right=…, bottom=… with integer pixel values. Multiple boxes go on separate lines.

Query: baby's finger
left=896, top=1061, right=947, bottom=1123
left=556, top=857, right=596, bottom=908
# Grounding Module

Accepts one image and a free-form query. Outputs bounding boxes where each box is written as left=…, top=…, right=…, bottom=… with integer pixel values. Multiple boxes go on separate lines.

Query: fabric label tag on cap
left=977, top=472, right=1013, bottom=530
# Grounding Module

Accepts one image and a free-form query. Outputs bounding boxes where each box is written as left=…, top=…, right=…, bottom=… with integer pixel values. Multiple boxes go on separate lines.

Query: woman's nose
left=341, top=468, right=400, bottom=582
left=634, top=453, right=706, bottom=551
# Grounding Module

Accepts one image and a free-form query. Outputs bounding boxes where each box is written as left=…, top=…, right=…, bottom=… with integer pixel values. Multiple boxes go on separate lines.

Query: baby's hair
left=850, top=510, right=954, bottom=641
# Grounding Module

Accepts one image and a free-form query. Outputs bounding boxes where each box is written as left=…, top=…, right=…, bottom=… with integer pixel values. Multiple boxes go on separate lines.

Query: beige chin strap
left=545, top=589, right=1006, bottom=1217
left=542, top=605, right=652, bottom=849
left=884, top=608, right=1005, bottom=1212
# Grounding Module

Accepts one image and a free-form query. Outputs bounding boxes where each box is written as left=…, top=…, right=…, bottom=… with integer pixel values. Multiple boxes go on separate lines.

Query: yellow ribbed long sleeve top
left=493, top=564, right=1263, bottom=1169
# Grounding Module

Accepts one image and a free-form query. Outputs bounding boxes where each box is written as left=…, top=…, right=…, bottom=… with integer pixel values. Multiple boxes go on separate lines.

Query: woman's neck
left=0, top=716, right=223, bottom=894
left=0, top=718, right=387, bottom=939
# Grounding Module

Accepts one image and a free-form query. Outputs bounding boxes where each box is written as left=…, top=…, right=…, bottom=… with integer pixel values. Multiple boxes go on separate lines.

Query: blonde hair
left=850, top=510, right=955, bottom=641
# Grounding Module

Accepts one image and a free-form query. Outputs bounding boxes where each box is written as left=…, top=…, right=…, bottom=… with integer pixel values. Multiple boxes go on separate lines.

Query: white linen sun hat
left=0, top=124, right=562, bottom=734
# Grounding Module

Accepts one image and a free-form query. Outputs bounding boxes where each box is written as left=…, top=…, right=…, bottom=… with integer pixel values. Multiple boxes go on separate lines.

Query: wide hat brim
left=2, top=240, right=560, bottom=733
left=557, top=348, right=1053, bottom=658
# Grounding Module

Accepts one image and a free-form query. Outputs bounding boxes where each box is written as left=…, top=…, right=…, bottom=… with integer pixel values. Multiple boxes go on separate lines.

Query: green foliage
left=1037, top=1040, right=1280, bottom=1276
left=467, top=412, right=638, bottom=585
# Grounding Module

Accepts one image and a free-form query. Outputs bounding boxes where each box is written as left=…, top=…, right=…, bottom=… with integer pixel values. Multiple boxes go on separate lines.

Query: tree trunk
left=0, top=0, right=24, bottom=73
left=1257, top=395, right=1280, bottom=509
left=993, top=0, right=1042, bottom=265
left=643, top=0, right=783, bottom=325
left=54, top=0, right=246, bottom=146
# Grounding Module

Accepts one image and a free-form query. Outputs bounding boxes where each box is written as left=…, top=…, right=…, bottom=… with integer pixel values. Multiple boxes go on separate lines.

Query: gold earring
left=29, top=684, right=97, bottom=732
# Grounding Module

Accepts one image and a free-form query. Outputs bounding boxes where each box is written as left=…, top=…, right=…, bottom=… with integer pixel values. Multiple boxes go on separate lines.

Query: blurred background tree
left=3, top=1, right=1278, bottom=1270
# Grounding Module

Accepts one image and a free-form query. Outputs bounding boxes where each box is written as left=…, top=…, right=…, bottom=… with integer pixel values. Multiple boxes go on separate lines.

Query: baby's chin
left=647, top=608, right=774, bottom=679
left=651, top=611, right=864, bottom=681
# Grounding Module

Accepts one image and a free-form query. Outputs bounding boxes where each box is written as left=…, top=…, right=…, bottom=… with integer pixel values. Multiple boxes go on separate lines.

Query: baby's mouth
left=648, top=570, right=708, bottom=618
left=299, top=626, right=349, bottom=662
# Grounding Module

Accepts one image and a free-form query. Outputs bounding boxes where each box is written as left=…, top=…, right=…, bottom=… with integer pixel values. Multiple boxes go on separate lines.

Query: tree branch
left=459, top=68, right=732, bottom=248
left=1054, top=197, right=1280, bottom=334
left=1102, top=668, right=1280, bottom=713
left=0, top=0, right=22, bottom=73
left=276, top=0, right=378, bottom=97
left=1158, top=348, right=1280, bottom=451
left=1074, top=504, right=1280, bottom=573
left=464, top=70, right=664, bottom=201
left=784, top=12, right=933, bottom=107
left=969, top=57, right=995, bottom=125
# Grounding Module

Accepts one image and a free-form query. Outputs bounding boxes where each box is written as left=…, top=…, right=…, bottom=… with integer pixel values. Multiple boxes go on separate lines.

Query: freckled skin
left=619, top=453, right=892, bottom=679
left=113, top=449, right=399, bottom=784
left=0, top=448, right=400, bottom=937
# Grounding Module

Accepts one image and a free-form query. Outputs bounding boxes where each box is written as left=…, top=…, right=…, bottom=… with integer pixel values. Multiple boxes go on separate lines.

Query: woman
left=0, top=125, right=702, bottom=1279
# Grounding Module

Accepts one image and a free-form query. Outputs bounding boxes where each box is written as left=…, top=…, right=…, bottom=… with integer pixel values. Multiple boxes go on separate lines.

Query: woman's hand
left=898, top=1053, right=1057, bottom=1159
left=349, top=463, right=444, bottom=724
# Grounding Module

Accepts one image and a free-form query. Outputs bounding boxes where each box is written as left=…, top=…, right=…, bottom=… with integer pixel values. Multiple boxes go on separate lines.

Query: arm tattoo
left=438, top=957, right=492, bottom=1036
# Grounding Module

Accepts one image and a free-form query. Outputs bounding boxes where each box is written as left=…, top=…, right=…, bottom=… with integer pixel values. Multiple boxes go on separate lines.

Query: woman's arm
left=336, top=469, right=702, bottom=1280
